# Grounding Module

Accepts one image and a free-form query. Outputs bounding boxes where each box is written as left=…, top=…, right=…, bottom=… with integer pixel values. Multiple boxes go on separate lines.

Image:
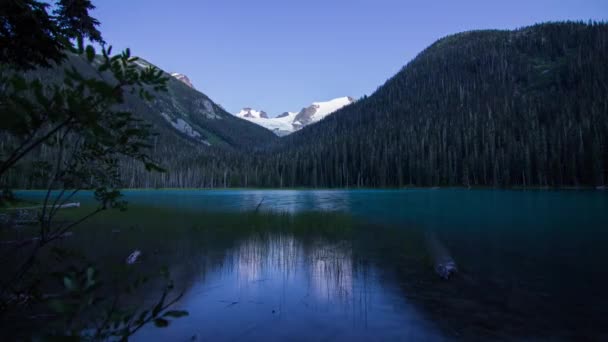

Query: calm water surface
left=15, top=189, right=608, bottom=340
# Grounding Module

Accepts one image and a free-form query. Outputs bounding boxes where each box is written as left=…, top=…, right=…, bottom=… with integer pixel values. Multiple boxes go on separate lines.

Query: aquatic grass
left=2, top=205, right=360, bottom=278
left=51, top=205, right=357, bottom=239
left=2, top=202, right=431, bottom=310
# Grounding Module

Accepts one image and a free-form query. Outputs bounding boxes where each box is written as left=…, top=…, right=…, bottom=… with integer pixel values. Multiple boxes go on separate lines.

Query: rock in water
left=425, top=231, right=457, bottom=279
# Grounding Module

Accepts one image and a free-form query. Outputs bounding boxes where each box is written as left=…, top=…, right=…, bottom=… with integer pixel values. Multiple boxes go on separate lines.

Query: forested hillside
left=244, top=22, right=608, bottom=188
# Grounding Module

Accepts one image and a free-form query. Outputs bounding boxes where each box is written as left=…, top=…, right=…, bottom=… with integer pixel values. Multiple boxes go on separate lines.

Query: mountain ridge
left=6, top=21, right=606, bottom=189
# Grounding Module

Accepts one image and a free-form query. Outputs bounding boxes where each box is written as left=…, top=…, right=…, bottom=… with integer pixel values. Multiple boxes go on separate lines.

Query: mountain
left=7, top=22, right=607, bottom=189
left=117, top=57, right=278, bottom=151
left=5, top=53, right=278, bottom=188
left=258, top=22, right=608, bottom=188
left=171, top=73, right=194, bottom=88
left=235, top=97, right=354, bottom=136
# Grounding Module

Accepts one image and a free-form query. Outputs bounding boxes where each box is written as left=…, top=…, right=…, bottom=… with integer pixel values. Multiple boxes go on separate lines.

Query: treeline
left=3, top=22, right=608, bottom=189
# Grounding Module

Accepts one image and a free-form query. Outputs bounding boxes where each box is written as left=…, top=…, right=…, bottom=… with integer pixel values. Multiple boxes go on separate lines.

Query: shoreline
left=11, top=186, right=607, bottom=192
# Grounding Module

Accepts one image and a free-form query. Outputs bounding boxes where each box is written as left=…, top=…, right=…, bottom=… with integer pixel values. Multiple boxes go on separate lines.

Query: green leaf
left=86, top=45, right=96, bottom=62
left=63, top=276, right=75, bottom=291
left=153, top=318, right=169, bottom=328
left=85, top=267, right=96, bottom=288
left=77, top=36, right=84, bottom=54
left=163, top=310, right=189, bottom=318
left=11, top=75, right=27, bottom=91
left=159, top=266, right=169, bottom=279
left=122, top=313, right=134, bottom=325
left=48, top=299, right=68, bottom=314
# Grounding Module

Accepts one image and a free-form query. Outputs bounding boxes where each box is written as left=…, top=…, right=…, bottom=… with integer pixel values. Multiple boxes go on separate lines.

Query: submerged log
left=425, top=231, right=457, bottom=280
left=1, top=203, right=80, bottom=229
left=254, top=197, right=265, bottom=212
left=126, top=250, right=142, bottom=265
left=0, top=232, right=73, bottom=246
left=6, top=202, right=81, bottom=211
left=54, top=202, right=80, bottom=209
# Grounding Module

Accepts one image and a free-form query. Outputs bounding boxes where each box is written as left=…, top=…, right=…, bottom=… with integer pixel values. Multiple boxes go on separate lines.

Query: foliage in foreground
left=0, top=1, right=186, bottom=339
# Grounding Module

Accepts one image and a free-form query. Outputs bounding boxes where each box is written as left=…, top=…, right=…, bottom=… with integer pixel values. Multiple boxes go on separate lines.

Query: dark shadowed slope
left=264, top=22, right=608, bottom=188
left=3, top=54, right=278, bottom=188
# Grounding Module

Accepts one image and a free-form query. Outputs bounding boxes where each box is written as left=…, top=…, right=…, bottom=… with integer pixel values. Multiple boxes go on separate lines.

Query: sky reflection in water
left=15, top=189, right=608, bottom=340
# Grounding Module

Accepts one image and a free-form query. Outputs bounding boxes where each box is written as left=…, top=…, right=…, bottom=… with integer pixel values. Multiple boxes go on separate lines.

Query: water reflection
left=117, top=189, right=355, bottom=213
left=307, top=241, right=353, bottom=305
left=135, top=234, right=442, bottom=341
left=13, top=189, right=608, bottom=340
left=239, top=190, right=353, bottom=213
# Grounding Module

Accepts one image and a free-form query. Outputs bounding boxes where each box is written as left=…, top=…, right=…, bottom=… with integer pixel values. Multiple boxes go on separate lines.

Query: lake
left=12, top=189, right=608, bottom=340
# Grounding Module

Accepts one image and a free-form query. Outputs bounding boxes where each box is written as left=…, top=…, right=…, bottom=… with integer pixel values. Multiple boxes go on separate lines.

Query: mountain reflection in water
left=135, top=234, right=442, bottom=341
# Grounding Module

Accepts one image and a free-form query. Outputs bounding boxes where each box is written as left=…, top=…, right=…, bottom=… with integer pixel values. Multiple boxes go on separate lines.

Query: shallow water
left=14, top=189, right=608, bottom=340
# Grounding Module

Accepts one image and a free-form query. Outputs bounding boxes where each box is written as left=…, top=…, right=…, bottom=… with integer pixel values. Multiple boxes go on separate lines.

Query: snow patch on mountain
left=310, top=96, right=354, bottom=121
left=133, top=59, right=154, bottom=69
left=236, top=110, right=297, bottom=136
left=235, top=97, right=354, bottom=136
left=161, top=112, right=211, bottom=145
left=197, top=99, right=220, bottom=119
left=171, top=73, right=194, bottom=88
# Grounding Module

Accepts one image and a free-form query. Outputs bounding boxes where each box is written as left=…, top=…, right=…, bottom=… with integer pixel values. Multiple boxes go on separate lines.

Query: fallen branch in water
left=125, top=250, right=142, bottom=265
left=254, top=197, right=265, bottom=212
left=425, top=231, right=458, bottom=280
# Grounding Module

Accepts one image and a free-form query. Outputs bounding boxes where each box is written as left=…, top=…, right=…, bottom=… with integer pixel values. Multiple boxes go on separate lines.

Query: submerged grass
left=0, top=198, right=444, bottom=339
left=3, top=205, right=360, bottom=273
left=57, top=205, right=356, bottom=238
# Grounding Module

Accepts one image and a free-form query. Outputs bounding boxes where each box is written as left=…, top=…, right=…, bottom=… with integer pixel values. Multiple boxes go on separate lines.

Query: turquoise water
left=14, top=189, right=608, bottom=340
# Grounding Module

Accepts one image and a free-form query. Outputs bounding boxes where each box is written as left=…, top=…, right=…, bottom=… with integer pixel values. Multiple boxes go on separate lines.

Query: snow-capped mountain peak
left=235, top=96, right=354, bottom=136
left=171, top=73, right=194, bottom=88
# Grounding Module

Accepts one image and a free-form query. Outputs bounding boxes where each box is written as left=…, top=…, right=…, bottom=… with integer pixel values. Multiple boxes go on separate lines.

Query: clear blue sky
left=92, top=0, right=607, bottom=116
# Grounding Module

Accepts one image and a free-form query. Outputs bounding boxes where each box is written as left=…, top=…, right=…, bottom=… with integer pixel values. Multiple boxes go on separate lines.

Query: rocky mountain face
left=235, top=96, right=355, bottom=136
left=238, top=108, right=269, bottom=119
left=116, top=59, right=276, bottom=149
left=8, top=54, right=278, bottom=188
